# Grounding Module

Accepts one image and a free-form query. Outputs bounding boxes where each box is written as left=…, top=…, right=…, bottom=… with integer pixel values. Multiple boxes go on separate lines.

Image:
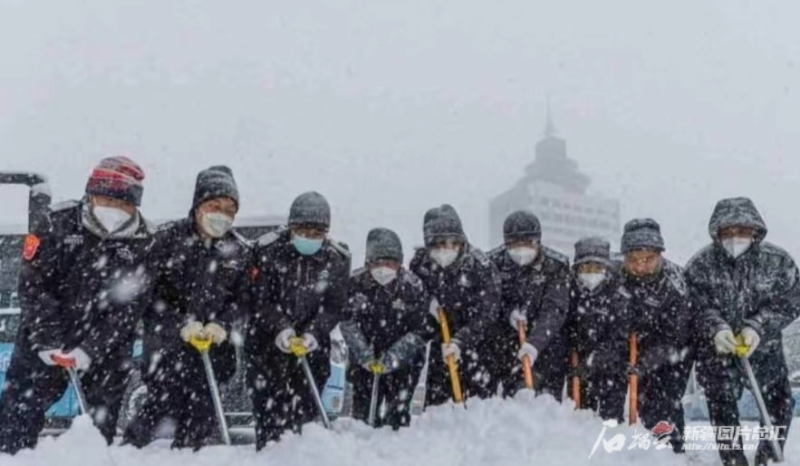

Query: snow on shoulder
left=4, top=396, right=715, bottom=466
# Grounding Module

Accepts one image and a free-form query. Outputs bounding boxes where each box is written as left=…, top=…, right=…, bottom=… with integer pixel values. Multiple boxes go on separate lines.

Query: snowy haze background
left=2, top=0, right=800, bottom=266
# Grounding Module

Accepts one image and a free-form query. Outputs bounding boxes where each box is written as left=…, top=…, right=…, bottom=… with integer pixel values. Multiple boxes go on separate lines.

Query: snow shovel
left=735, top=337, right=784, bottom=463
left=50, top=354, right=90, bottom=415
left=628, top=332, right=638, bottom=425
left=518, top=321, right=534, bottom=390
left=570, top=350, right=581, bottom=409
left=410, top=342, right=432, bottom=415
left=437, top=308, right=463, bottom=403
left=189, top=336, right=231, bottom=446
left=289, top=337, right=333, bottom=430
left=368, top=373, right=380, bottom=427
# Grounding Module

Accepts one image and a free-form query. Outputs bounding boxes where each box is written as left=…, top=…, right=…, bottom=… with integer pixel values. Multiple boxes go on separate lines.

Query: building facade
left=489, top=110, right=622, bottom=258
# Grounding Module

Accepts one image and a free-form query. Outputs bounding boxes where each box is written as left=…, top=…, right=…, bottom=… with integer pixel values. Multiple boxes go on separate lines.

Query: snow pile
left=4, top=394, right=722, bottom=466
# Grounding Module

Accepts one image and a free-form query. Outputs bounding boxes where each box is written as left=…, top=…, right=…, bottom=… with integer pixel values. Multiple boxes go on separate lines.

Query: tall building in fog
left=489, top=108, right=621, bottom=258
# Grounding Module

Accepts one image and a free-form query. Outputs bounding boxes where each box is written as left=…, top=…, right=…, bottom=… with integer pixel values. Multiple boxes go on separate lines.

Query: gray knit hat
left=620, top=218, right=665, bottom=254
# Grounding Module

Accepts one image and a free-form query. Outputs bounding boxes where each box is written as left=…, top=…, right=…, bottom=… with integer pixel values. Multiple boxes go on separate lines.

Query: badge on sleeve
left=22, top=234, right=41, bottom=261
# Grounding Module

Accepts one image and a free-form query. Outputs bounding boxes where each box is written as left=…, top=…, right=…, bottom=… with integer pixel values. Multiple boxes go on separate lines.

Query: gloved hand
left=50, top=348, right=92, bottom=371
left=300, top=333, right=320, bottom=354
left=508, top=309, right=527, bottom=330
left=180, top=321, right=205, bottom=342
left=739, top=327, right=761, bottom=358
left=441, top=339, right=462, bottom=363
left=204, top=322, right=227, bottom=344
left=714, top=329, right=737, bottom=355
left=37, top=349, right=61, bottom=366
left=429, top=298, right=441, bottom=323
left=275, top=328, right=296, bottom=354
left=517, top=342, right=539, bottom=366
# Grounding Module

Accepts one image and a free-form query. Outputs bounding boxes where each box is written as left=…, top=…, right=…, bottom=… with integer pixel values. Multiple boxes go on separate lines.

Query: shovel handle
left=571, top=350, right=581, bottom=409
left=438, top=308, right=463, bottom=403
left=628, top=332, right=638, bottom=425
left=518, top=322, right=534, bottom=389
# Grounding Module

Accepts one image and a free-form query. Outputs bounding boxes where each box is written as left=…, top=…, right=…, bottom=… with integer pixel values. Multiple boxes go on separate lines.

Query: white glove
left=714, top=329, right=737, bottom=355
left=37, top=349, right=61, bottom=366
left=204, top=322, right=227, bottom=344
left=441, top=340, right=462, bottom=363
left=517, top=342, right=539, bottom=366
left=65, top=348, right=92, bottom=371
left=509, top=309, right=528, bottom=330
left=275, top=328, right=296, bottom=353
left=740, top=327, right=761, bottom=358
left=429, top=298, right=441, bottom=323
left=301, top=333, right=320, bottom=354
left=180, top=321, right=205, bottom=342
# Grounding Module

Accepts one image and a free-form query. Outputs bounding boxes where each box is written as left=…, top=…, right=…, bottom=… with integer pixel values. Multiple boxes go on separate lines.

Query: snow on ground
left=1, top=392, right=783, bottom=466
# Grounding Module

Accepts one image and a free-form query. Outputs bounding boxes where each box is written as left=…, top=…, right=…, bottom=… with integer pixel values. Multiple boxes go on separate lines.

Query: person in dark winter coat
left=246, top=191, right=351, bottom=450
left=0, top=157, right=156, bottom=455
left=122, top=166, right=250, bottom=450
left=409, top=204, right=501, bottom=405
left=339, top=228, right=430, bottom=429
left=565, top=237, right=631, bottom=423
left=619, top=218, right=692, bottom=453
left=487, top=210, right=570, bottom=399
left=686, top=197, right=800, bottom=466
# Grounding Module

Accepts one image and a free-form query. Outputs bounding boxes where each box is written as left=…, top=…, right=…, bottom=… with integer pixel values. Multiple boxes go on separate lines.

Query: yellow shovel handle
left=734, top=335, right=749, bottom=358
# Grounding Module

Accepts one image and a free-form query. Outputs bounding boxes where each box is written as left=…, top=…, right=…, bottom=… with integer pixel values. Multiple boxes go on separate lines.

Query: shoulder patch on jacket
left=328, top=238, right=351, bottom=258
left=256, top=227, right=285, bottom=247
left=543, top=247, right=570, bottom=266
left=50, top=199, right=80, bottom=212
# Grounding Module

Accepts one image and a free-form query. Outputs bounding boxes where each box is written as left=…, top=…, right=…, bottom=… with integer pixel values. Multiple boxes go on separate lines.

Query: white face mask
left=93, top=206, right=132, bottom=233
left=723, top=237, right=752, bottom=259
left=507, top=246, right=538, bottom=266
left=370, top=266, right=398, bottom=286
left=201, top=212, right=234, bottom=238
left=579, top=273, right=606, bottom=291
left=430, top=248, right=459, bottom=268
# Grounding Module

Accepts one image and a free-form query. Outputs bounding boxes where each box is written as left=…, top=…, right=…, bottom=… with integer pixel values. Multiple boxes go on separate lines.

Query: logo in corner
left=651, top=421, right=674, bottom=436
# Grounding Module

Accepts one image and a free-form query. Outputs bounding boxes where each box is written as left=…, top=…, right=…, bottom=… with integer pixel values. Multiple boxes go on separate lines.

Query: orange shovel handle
left=629, top=332, right=639, bottom=425
left=518, top=322, right=534, bottom=389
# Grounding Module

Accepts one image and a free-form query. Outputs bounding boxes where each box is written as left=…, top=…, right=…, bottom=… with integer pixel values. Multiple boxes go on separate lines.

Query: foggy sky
left=2, top=0, right=800, bottom=266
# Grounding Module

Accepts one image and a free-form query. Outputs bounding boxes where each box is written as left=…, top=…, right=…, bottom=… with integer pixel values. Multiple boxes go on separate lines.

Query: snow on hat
left=289, top=191, right=331, bottom=228
left=365, top=227, right=403, bottom=264
left=85, top=156, right=145, bottom=206
left=503, top=210, right=542, bottom=242
left=192, top=165, right=239, bottom=213
left=574, top=236, right=613, bottom=266
left=423, top=204, right=466, bottom=247
left=620, top=218, right=665, bottom=254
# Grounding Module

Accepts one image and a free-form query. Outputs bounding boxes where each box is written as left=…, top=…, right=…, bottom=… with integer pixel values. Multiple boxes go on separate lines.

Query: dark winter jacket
left=566, top=268, right=632, bottom=375
left=248, top=228, right=351, bottom=359
left=685, top=197, right=800, bottom=355
left=488, top=245, right=570, bottom=351
left=340, top=267, right=430, bottom=369
left=621, top=259, right=692, bottom=373
left=142, top=218, right=252, bottom=364
left=409, top=244, right=501, bottom=348
left=17, top=199, right=155, bottom=363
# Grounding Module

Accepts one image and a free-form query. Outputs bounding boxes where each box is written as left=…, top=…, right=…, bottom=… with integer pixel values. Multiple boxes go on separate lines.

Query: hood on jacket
left=708, top=197, right=767, bottom=244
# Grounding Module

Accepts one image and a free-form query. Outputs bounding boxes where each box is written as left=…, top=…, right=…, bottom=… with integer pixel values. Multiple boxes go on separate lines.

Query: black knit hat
left=289, top=191, right=331, bottom=228
left=503, top=210, right=542, bottom=242
left=620, top=218, right=665, bottom=254
left=423, top=204, right=466, bottom=247
left=192, top=165, right=239, bottom=213
left=574, top=236, right=613, bottom=266
left=365, top=227, right=403, bottom=264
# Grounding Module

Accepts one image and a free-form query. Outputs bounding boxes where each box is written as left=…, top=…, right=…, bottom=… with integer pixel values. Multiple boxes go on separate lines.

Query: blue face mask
left=293, top=235, right=323, bottom=256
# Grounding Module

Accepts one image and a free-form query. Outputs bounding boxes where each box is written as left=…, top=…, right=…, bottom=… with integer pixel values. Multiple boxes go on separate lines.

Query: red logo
left=651, top=421, right=674, bottom=436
